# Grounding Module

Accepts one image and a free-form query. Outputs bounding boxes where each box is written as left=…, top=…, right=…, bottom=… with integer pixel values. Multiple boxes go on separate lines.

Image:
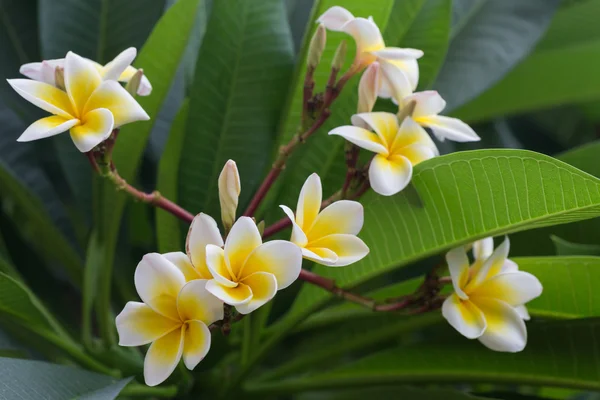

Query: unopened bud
left=218, top=159, right=241, bottom=231
left=332, top=40, right=347, bottom=71
left=257, top=220, right=265, bottom=236
left=54, top=67, right=65, bottom=91
left=308, top=24, right=327, bottom=69
left=125, top=69, right=144, bottom=96
left=357, top=62, right=380, bottom=113
left=397, top=100, right=416, bottom=122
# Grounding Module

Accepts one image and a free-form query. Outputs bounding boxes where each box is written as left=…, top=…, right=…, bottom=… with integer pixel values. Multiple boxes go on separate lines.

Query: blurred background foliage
left=2, top=0, right=600, bottom=398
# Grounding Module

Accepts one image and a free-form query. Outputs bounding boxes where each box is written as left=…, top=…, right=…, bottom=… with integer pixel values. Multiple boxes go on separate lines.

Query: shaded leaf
left=551, top=236, right=600, bottom=256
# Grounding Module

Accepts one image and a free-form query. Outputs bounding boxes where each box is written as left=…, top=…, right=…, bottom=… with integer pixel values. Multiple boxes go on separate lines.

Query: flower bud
left=397, top=99, right=416, bottom=123
left=54, top=67, right=65, bottom=91
left=357, top=62, right=380, bottom=113
left=256, top=220, right=265, bottom=236
left=308, top=24, right=327, bottom=69
left=218, top=159, right=241, bottom=231
left=126, top=68, right=144, bottom=96
left=332, top=40, right=347, bottom=71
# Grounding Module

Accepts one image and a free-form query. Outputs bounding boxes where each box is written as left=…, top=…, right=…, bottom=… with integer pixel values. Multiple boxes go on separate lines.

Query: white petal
left=186, top=213, right=223, bottom=278
left=134, top=253, right=186, bottom=320
left=83, top=80, right=149, bottom=127
left=501, top=259, right=519, bottom=273
left=369, top=154, right=412, bottom=196
left=378, top=61, right=414, bottom=100
left=301, top=247, right=339, bottom=266
left=471, top=271, right=543, bottom=307
left=423, top=115, right=480, bottom=142
left=69, top=108, right=114, bottom=152
left=296, top=173, right=323, bottom=232
left=240, top=241, right=302, bottom=289
left=309, top=200, right=364, bottom=238
left=472, top=237, right=494, bottom=261
left=317, top=6, right=354, bottom=31
left=342, top=17, right=385, bottom=53
left=182, top=320, right=211, bottom=370
left=468, top=237, right=510, bottom=289
left=358, top=62, right=380, bottom=113
left=351, top=112, right=399, bottom=148
left=119, top=65, right=153, bottom=95
left=307, top=234, right=369, bottom=267
left=475, top=298, right=527, bottom=352
left=18, top=116, right=78, bottom=142
left=7, top=79, right=74, bottom=119
left=279, top=205, right=308, bottom=247
left=372, top=47, right=423, bottom=60
left=64, top=51, right=103, bottom=115
left=328, top=125, right=388, bottom=155
left=442, top=295, right=486, bottom=339
left=224, top=217, right=262, bottom=277
left=515, top=305, right=530, bottom=321
left=236, top=272, right=278, bottom=314
left=116, top=302, right=180, bottom=346
left=144, top=327, right=184, bottom=386
left=20, top=60, right=63, bottom=85
left=390, top=116, right=438, bottom=157
left=102, top=47, right=137, bottom=81
left=205, top=279, right=252, bottom=306
left=403, top=90, right=446, bottom=118
left=177, top=280, right=224, bottom=325
left=205, top=244, right=236, bottom=287
left=162, top=251, right=201, bottom=281
left=445, top=246, right=470, bottom=300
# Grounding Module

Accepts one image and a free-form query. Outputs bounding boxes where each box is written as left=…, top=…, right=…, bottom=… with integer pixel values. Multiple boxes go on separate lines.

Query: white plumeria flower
left=329, top=112, right=439, bottom=196
left=442, top=237, right=543, bottom=352
left=8, top=51, right=149, bottom=152
left=399, top=91, right=480, bottom=142
left=317, top=6, right=423, bottom=99
left=203, top=216, right=302, bottom=314
left=19, top=47, right=152, bottom=96
left=280, top=174, right=369, bottom=266
left=116, top=254, right=223, bottom=386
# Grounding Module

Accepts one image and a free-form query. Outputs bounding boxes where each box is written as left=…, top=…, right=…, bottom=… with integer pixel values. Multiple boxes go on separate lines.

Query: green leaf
left=0, top=357, right=131, bottom=400
left=177, top=0, right=294, bottom=221
left=296, top=386, right=496, bottom=400
left=551, top=236, right=600, bottom=256
left=453, top=0, right=600, bottom=121
left=289, top=149, right=600, bottom=325
left=433, top=0, right=560, bottom=112
left=248, top=318, right=600, bottom=394
left=156, top=100, right=189, bottom=253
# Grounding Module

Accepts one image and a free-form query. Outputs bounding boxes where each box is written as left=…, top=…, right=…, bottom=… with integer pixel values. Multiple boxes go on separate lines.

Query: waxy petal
left=358, top=62, right=380, bottom=113
left=20, top=60, right=63, bottom=85
left=309, top=200, right=364, bottom=238
left=70, top=107, right=114, bottom=152
left=420, top=115, right=480, bottom=142
left=236, top=272, right=278, bottom=314
left=182, top=320, right=211, bottom=370
left=177, top=280, right=224, bottom=325
left=64, top=51, right=102, bottom=115
left=342, top=17, right=384, bottom=53
left=378, top=60, right=414, bottom=100
left=329, top=125, right=388, bottom=155
left=134, top=253, right=186, bottom=320
left=205, top=279, right=252, bottom=306
left=307, top=234, right=369, bottom=267
left=372, top=47, right=423, bottom=61
left=144, top=327, right=184, bottom=386
left=102, top=47, right=137, bottom=81
left=205, top=245, right=236, bottom=287
left=163, top=251, right=202, bottom=281
left=471, top=271, right=543, bottom=307
left=515, top=305, right=531, bottom=321
left=475, top=297, right=527, bottom=352
left=446, top=246, right=470, bottom=300
left=317, top=6, right=354, bottom=31
left=116, top=302, right=180, bottom=347
left=403, top=90, right=446, bottom=118
left=119, top=66, right=153, bottom=96
left=296, top=173, right=323, bottom=232
left=83, top=80, right=149, bottom=127
left=279, top=205, right=309, bottom=247
left=442, top=295, right=486, bottom=339
left=225, top=217, right=262, bottom=278
left=467, top=237, right=510, bottom=290
left=351, top=112, right=399, bottom=148
left=390, top=116, right=438, bottom=156
left=399, top=144, right=436, bottom=166
left=186, top=213, right=223, bottom=278
left=18, top=116, right=79, bottom=143
left=302, top=247, right=339, bottom=265
left=240, top=241, right=302, bottom=289
left=7, top=79, right=74, bottom=119
left=472, top=237, right=494, bottom=261
left=369, top=153, right=412, bottom=196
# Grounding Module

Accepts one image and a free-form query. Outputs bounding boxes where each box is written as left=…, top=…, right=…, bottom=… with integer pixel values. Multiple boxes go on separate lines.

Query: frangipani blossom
left=317, top=6, right=423, bottom=99
left=329, top=112, right=439, bottom=196
left=400, top=91, right=480, bottom=142
left=116, top=254, right=223, bottom=386
left=204, top=217, right=302, bottom=314
left=442, top=237, right=543, bottom=352
left=280, top=174, right=369, bottom=266
left=20, top=47, right=152, bottom=96
left=8, top=51, right=149, bottom=152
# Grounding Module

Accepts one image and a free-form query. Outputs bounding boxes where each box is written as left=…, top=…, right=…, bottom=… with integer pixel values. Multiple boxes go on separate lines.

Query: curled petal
left=102, top=47, right=137, bottom=81
left=309, top=200, right=364, bottom=238
left=205, top=280, right=252, bottom=306
left=467, top=237, right=510, bottom=290
left=475, top=297, right=527, bottom=352
left=240, top=240, right=302, bottom=289
left=501, top=259, right=519, bottom=273
left=378, top=60, right=415, bottom=100
left=83, top=80, right=149, bottom=127
left=442, top=295, right=486, bottom=339
left=472, top=237, right=494, bottom=261
left=64, top=51, right=103, bottom=114
left=369, top=153, right=412, bottom=196
left=182, top=320, right=211, bottom=370
left=342, top=17, right=384, bottom=53
left=18, top=116, right=79, bottom=143
left=279, top=205, right=308, bottom=247
left=205, top=245, right=236, bottom=287
left=70, top=108, right=114, bottom=152
left=177, top=280, right=224, bottom=325
left=302, top=247, right=339, bottom=266
left=420, top=115, right=480, bottom=142
left=236, top=272, right=278, bottom=314
left=471, top=271, right=543, bottom=307
left=329, top=125, right=388, bottom=155
left=317, top=6, right=354, bottom=31
left=307, top=234, right=369, bottom=267
left=296, top=173, right=323, bottom=232
left=372, top=47, right=424, bottom=61
left=19, top=59, right=64, bottom=85
left=403, top=90, right=446, bottom=118
left=515, top=305, right=530, bottom=321
left=445, top=246, right=470, bottom=300
left=186, top=213, right=223, bottom=278
left=162, top=251, right=201, bottom=281
left=116, top=302, right=180, bottom=347
left=351, top=112, right=399, bottom=148
left=358, top=63, right=380, bottom=113
left=144, top=327, right=184, bottom=386
left=7, top=79, right=74, bottom=119
left=225, top=217, right=262, bottom=277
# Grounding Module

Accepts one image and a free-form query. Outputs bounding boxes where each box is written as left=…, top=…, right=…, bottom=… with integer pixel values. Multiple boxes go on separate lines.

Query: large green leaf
left=453, top=0, right=600, bottom=121
left=288, top=149, right=600, bottom=325
left=551, top=236, right=600, bottom=257
left=297, top=386, right=495, bottom=400
left=433, top=0, right=560, bottom=112
left=248, top=318, right=600, bottom=394
left=177, top=0, right=294, bottom=221
left=0, top=357, right=130, bottom=400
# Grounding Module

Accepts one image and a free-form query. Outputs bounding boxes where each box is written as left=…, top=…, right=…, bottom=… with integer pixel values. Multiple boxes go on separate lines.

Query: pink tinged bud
left=357, top=62, right=380, bottom=113
left=218, top=160, right=241, bottom=230
left=308, top=24, right=327, bottom=69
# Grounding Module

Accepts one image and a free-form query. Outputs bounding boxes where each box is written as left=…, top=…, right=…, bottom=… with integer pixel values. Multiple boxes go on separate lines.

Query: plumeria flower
left=203, top=217, right=302, bottom=314
left=329, top=112, right=439, bottom=196
left=317, top=6, right=423, bottom=99
left=442, top=237, right=543, bottom=352
left=399, top=91, right=480, bottom=142
left=8, top=51, right=149, bottom=152
left=116, top=254, right=223, bottom=386
left=280, top=174, right=369, bottom=266
left=19, top=47, right=152, bottom=96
